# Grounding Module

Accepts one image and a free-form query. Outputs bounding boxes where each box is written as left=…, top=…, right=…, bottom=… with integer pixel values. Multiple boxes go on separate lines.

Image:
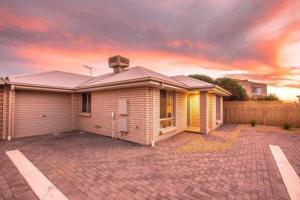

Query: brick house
left=235, top=79, right=267, bottom=98
left=0, top=56, right=230, bottom=145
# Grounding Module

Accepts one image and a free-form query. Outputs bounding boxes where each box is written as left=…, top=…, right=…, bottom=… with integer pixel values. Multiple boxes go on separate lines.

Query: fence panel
left=224, top=101, right=300, bottom=127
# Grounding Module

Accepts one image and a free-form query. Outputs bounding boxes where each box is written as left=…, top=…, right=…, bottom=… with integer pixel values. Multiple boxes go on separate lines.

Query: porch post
left=200, top=91, right=209, bottom=134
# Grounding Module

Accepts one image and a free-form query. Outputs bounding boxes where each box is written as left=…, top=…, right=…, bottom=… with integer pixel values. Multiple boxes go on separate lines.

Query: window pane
left=256, top=88, right=262, bottom=95
left=160, top=119, right=174, bottom=129
left=160, top=90, right=167, bottom=118
left=82, top=92, right=91, bottom=113
left=87, top=93, right=91, bottom=112
left=216, top=96, right=220, bottom=120
left=82, top=93, right=87, bottom=112
left=167, top=91, right=173, bottom=118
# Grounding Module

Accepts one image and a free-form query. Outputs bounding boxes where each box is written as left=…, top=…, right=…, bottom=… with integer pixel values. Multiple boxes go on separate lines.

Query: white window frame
left=160, top=90, right=176, bottom=129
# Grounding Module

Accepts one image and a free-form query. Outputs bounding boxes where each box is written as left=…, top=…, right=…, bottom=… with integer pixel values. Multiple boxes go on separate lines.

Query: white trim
left=78, top=112, right=91, bottom=117
left=269, top=145, right=300, bottom=200
left=159, top=126, right=177, bottom=135
left=6, top=150, right=69, bottom=200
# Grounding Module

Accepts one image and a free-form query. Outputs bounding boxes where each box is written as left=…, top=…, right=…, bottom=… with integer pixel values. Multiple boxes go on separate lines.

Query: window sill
left=159, top=126, right=177, bottom=135
left=78, top=112, right=91, bottom=117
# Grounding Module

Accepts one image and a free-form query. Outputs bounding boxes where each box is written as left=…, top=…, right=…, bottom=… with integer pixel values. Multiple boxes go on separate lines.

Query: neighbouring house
left=0, top=56, right=230, bottom=145
left=235, top=79, right=267, bottom=98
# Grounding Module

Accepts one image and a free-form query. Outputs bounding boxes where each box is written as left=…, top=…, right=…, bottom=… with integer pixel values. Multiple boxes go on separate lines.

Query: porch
left=185, top=90, right=223, bottom=134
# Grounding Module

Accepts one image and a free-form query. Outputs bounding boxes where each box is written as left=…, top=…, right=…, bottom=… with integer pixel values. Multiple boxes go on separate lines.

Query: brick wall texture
left=78, top=88, right=152, bottom=145
left=1, top=85, right=223, bottom=145
left=77, top=88, right=190, bottom=145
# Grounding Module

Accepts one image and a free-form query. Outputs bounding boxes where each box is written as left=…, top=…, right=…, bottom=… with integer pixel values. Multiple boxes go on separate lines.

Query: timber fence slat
left=224, top=101, right=300, bottom=127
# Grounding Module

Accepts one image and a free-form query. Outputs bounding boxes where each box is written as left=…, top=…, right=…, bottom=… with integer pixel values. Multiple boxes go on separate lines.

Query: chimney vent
left=109, top=55, right=130, bottom=73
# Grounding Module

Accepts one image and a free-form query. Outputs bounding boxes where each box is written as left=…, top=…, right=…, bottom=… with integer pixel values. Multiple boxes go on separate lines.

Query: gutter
left=198, top=86, right=231, bottom=96
left=13, top=84, right=73, bottom=93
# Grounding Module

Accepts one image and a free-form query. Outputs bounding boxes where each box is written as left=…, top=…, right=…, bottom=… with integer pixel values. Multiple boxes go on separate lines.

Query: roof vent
left=109, top=55, right=130, bottom=73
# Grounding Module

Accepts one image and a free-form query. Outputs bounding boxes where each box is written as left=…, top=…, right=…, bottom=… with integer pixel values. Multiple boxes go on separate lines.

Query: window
left=216, top=96, right=221, bottom=120
left=160, top=90, right=176, bottom=129
left=82, top=92, right=91, bottom=113
left=252, top=87, right=262, bottom=96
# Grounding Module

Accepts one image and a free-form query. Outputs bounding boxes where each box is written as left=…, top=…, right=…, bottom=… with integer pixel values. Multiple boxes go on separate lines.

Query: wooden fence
left=224, top=101, right=300, bottom=127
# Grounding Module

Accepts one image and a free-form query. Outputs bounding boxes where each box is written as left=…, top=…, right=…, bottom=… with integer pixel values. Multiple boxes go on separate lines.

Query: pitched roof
left=171, top=75, right=214, bottom=89
left=10, top=71, right=92, bottom=89
left=77, top=66, right=185, bottom=88
left=7, top=67, right=229, bottom=96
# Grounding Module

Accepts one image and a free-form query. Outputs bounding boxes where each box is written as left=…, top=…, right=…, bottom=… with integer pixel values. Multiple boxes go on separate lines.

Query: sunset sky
left=1, top=0, right=300, bottom=101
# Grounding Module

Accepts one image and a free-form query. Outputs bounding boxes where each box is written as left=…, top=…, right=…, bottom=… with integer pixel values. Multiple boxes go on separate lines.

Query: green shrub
left=250, top=120, right=257, bottom=127
left=283, top=123, right=291, bottom=130
left=256, top=94, right=279, bottom=101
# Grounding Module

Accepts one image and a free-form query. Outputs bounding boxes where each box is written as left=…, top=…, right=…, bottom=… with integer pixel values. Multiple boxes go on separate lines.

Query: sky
left=0, top=0, right=300, bottom=101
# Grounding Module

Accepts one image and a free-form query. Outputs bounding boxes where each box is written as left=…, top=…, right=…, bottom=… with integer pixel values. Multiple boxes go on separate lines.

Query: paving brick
left=0, top=126, right=299, bottom=199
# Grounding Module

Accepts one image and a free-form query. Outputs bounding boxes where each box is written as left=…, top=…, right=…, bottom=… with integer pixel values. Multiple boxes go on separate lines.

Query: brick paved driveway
left=1, top=126, right=300, bottom=200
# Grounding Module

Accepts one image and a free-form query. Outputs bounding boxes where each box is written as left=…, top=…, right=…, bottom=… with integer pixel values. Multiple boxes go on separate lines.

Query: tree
left=188, top=74, right=214, bottom=84
left=215, top=78, right=248, bottom=101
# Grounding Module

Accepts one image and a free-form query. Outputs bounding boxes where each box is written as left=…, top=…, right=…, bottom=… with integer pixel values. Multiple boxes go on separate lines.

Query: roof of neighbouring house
left=7, top=66, right=230, bottom=95
left=234, top=79, right=267, bottom=86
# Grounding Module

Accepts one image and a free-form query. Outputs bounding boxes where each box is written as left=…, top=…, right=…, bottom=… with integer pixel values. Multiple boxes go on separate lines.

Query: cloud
left=0, top=0, right=300, bottom=90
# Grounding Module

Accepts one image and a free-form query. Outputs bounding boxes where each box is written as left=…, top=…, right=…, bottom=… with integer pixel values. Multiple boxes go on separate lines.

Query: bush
left=250, top=120, right=257, bottom=127
left=283, top=123, right=291, bottom=130
left=256, top=94, right=279, bottom=101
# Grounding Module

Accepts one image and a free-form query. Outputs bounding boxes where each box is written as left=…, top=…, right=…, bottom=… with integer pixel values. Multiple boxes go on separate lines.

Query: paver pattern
left=0, top=125, right=299, bottom=200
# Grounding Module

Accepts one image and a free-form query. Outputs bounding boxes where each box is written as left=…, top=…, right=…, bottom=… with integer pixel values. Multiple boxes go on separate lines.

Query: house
left=0, top=55, right=230, bottom=145
left=235, top=79, right=267, bottom=98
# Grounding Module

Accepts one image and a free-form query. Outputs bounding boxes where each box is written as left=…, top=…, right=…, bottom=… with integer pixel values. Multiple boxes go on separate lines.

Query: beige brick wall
left=208, top=94, right=223, bottom=132
left=200, top=91, right=208, bottom=134
left=78, top=88, right=152, bottom=145
left=208, top=93, right=214, bottom=130
left=77, top=88, right=188, bottom=145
